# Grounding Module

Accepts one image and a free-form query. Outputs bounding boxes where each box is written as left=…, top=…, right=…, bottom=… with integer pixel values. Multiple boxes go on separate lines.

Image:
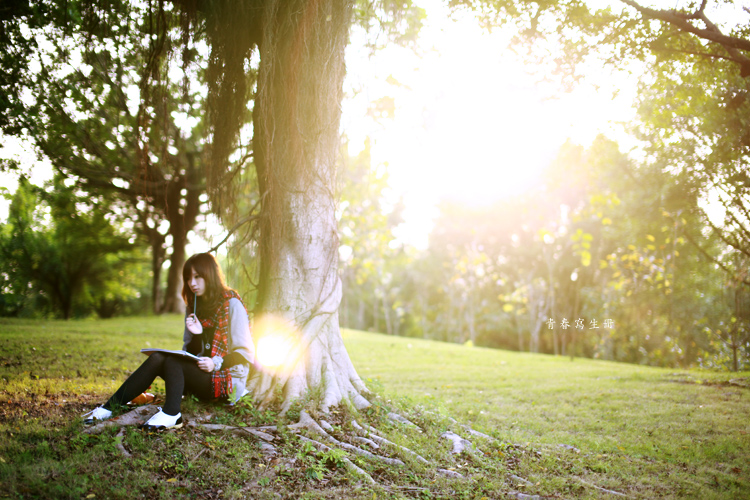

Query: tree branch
left=207, top=214, right=262, bottom=254
left=650, top=46, right=744, bottom=64
left=681, top=228, right=750, bottom=286
left=620, top=0, right=750, bottom=71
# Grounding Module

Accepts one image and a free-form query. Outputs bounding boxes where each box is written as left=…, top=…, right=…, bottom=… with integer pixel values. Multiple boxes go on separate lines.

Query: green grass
left=1, top=316, right=748, bottom=499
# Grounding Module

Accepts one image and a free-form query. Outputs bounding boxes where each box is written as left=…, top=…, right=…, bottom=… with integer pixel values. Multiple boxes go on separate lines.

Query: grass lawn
left=1, top=316, right=748, bottom=499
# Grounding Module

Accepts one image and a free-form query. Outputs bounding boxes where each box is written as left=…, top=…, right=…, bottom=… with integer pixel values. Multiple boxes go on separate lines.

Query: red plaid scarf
left=200, top=289, right=245, bottom=399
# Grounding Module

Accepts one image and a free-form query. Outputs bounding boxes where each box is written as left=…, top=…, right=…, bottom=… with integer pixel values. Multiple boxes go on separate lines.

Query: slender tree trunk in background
left=382, top=293, right=392, bottom=335
left=514, top=313, right=524, bottom=352
left=141, top=223, right=167, bottom=314
left=419, top=292, right=427, bottom=339
left=246, top=0, right=368, bottom=412
left=466, top=300, right=476, bottom=344
left=151, top=251, right=163, bottom=314
left=569, top=277, right=581, bottom=360
left=357, top=296, right=365, bottom=330
left=162, top=233, right=187, bottom=313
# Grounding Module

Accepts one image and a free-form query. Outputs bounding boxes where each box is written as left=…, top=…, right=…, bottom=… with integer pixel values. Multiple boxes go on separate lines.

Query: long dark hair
left=182, top=253, right=230, bottom=316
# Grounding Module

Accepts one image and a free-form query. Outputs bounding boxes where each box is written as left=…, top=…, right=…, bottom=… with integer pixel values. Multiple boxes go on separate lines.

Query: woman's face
left=188, top=267, right=207, bottom=297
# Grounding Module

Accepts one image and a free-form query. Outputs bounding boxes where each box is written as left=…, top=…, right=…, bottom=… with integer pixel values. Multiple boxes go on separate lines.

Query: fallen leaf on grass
left=166, top=478, right=177, bottom=483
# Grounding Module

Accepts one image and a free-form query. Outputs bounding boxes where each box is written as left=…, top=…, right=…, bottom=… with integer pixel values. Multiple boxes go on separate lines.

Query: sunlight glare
left=253, top=314, right=300, bottom=371
left=342, top=0, right=637, bottom=248
left=256, top=335, right=292, bottom=368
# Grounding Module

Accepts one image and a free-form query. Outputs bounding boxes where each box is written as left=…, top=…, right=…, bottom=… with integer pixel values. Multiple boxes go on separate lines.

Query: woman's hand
left=197, top=357, right=215, bottom=372
left=186, top=314, right=203, bottom=334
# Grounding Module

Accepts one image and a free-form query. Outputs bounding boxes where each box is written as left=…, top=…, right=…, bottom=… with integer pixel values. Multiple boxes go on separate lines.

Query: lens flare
left=253, top=314, right=300, bottom=371
left=256, top=335, right=292, bottom=368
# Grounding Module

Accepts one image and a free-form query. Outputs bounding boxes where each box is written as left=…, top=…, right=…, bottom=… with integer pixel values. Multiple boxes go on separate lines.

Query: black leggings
left=104, top=352, right=213, bottom=415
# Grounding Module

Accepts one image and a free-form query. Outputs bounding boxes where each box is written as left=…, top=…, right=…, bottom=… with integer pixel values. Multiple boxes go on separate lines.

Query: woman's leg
left=161, top=356, right=213, bottom=415
left=103, top=352, right=168, bottom=410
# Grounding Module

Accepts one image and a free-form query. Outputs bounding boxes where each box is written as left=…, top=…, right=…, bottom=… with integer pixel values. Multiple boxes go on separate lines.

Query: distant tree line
left=332, top=0, right=750, bottom=372
left=336, top=137, right=750, bottom=372
left=1, top=0, right=747, bottom=372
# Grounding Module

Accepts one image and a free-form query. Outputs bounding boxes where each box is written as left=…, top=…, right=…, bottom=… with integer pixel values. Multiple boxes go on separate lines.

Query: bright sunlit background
left=341, top=0, right=637, bottom=249
left=0, top=0, right=639, bottom=253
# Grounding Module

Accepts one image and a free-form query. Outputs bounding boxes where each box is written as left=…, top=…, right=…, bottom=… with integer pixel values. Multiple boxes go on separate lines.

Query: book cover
left=140, top=348, right=200, bottom=361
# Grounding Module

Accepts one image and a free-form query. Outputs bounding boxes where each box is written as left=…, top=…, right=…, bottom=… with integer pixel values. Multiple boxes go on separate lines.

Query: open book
left=140, top=348, right=199, bottom=361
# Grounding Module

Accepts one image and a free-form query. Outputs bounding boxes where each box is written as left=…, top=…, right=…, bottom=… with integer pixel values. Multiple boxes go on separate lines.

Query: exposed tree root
left=462, top=425, right=492, bottom=439
left=296, top=435, right=375, bottom=484
left=393, top=485, right=430, bottom=494
left=187, top=422, right=277, bottom=458
left=509, top=493, right=543, bottom=500
left=436, top=468, right=465, bottom=479
left=83, top=404, right=159, bottom=434
left=114, top=428, right=131, bottom=458
left=186, top=422, right=275, bottom=442
left=349, top=435, right=380, bottom=449
left=79, top=397, right=627, bottom=498
left=387, top=412, right=419, bottom=428
left=576, top=477, right=629, bottom=497
left=440, top=430, right=476, bottom=455
left=351, top=420, right=429, bottom=464
left=290, top=411, right=404, bottom=466
left=509, top=474, right=533, bottom=486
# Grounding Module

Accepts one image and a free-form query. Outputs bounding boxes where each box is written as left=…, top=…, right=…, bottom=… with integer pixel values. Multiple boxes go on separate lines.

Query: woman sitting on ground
left=82, top=252, right=255, bottom=430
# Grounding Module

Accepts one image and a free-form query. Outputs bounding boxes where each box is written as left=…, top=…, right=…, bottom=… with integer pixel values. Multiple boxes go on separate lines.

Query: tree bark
left=160, top=155, right=202, bottom=314
left=247, top=0, right=367, bottom=412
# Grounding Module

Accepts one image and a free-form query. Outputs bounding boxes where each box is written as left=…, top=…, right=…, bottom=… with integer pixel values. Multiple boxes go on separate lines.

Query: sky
left=0, top=0, right=640, bottom=252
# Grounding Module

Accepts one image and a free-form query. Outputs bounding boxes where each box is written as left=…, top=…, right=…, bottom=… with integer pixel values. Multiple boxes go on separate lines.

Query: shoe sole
left=139, top=417, right=183, bottom=431
left=140, top=423, right=183, bottom=431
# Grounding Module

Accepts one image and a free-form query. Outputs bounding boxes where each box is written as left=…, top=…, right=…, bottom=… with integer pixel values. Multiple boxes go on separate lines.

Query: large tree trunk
left=246, top=0, right=367, bottom=412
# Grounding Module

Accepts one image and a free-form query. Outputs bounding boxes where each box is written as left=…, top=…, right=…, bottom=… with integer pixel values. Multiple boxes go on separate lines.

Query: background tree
left=0, top=176, right=146, bottom=319
left=1, top=0, right=215, bottom=313
left=337, top=139, right=406, bottom=335
left=449, top=0, right=750, bottom=283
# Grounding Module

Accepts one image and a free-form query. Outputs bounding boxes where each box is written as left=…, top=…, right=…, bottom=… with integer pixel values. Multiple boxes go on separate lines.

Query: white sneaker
left=82, top=407, right=112, bottom=425
left=139, top=409, right=183, bottom=431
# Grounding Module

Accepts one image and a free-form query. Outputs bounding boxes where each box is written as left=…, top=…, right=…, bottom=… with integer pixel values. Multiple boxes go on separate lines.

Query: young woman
left=82, top=253, right=255, bottom=430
